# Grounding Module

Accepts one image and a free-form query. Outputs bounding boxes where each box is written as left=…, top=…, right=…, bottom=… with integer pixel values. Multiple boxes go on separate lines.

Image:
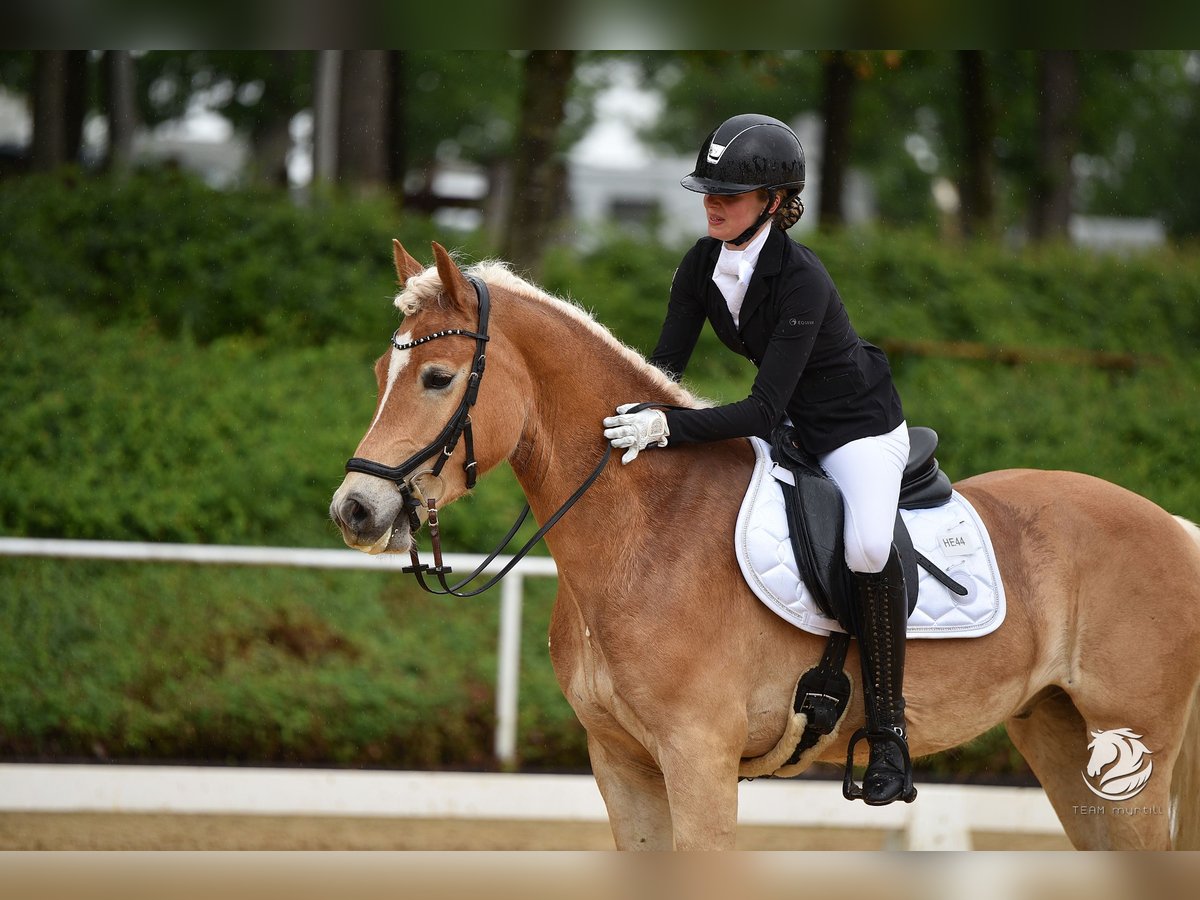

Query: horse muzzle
left=330, top=476, right=416, bottom=554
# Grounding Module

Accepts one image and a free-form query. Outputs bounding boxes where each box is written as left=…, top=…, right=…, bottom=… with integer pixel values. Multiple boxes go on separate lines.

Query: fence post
left=495, top=572, right=524, bottom=769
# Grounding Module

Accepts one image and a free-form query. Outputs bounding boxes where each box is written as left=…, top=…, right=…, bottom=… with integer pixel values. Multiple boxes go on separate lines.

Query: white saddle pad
left=736, top=436, right=1006, bottom=639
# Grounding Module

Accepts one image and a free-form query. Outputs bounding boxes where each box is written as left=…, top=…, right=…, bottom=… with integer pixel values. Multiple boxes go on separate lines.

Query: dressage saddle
left=770, top=423, right=954, bottom=629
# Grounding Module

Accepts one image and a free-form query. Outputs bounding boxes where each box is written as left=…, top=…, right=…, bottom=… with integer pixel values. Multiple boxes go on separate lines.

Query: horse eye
left=422, top=369, right=455, bottom=391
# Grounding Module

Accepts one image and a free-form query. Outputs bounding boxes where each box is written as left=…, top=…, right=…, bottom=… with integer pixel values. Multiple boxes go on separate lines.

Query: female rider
left=602, top=113, right=915, bottom=806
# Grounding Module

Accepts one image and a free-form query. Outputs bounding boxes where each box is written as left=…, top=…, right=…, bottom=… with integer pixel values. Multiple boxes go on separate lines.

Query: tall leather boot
left=842, top=546, right=917, bottom=805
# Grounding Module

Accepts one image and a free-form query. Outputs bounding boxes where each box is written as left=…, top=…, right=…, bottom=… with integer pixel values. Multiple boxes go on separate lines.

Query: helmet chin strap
left=727, top=191, right=777, bottom=247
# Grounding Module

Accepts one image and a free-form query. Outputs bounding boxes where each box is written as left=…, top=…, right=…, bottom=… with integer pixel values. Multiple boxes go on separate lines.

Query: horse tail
left=1171, top=516, right=1200, bottom=849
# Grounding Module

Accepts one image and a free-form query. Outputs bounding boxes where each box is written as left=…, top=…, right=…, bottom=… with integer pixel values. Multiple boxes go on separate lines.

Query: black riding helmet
left=681, top=113, right=806, bottom=245
left=681, top=113, right=806, bottom=196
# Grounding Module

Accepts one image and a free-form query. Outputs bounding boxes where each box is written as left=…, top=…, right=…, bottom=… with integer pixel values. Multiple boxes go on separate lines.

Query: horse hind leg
left=1006, top=687, right=1115, bottom=849
left=1171, top=683, right=1200, bottom=849
left=1170, top=517, right=1200, bottom=849
left=1009, top=686, right=1179, bottom=850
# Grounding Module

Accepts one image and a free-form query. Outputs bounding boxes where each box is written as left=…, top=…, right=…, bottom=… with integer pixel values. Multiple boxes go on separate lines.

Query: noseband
left=343, top=274, right=616, bottom=598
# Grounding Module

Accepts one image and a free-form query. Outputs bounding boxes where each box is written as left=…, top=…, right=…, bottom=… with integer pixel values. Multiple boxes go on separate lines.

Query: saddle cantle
left=899, top=426, right=953, bottom=509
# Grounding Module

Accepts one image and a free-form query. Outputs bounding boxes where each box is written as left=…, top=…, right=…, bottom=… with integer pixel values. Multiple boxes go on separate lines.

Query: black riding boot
left=843, top=546, right=917, bottom=805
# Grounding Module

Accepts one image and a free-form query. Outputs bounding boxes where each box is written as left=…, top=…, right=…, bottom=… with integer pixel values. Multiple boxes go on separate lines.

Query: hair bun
left=774, top=194, right=804, bottom=231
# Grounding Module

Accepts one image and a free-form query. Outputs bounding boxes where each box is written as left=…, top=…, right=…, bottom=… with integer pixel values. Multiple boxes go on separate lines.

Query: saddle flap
left=771, top=424, right=852, bottom=626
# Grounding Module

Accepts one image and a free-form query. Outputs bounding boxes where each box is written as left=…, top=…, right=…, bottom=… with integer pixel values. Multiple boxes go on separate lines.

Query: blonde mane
left=394, top=259, right=700, bottom=408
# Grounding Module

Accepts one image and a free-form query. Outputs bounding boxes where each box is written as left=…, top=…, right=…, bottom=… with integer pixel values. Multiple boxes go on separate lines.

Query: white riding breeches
left=818, top=421, right=910, bottom=574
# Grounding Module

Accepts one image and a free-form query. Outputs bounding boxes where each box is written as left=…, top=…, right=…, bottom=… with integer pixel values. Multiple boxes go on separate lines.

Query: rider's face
left=704, top=190, right=771, bottom=247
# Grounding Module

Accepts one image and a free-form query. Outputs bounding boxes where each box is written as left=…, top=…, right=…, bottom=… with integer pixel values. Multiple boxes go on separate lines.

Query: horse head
left=329, top=241, right=529, bottom=554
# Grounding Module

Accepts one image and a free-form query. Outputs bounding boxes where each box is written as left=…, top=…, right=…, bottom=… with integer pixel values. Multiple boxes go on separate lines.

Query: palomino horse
left=330, top=241, right=1200, bottom=850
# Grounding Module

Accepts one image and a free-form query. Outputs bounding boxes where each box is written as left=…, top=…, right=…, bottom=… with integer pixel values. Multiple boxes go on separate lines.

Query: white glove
left=602, top=403, right=669, bottom=465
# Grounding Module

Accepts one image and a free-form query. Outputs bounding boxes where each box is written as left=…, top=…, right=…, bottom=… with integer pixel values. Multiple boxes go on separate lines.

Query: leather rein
left=344, top=275, right=615, bottom=598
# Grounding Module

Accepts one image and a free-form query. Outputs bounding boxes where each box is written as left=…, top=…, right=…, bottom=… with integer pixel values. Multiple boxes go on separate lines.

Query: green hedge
left=3, top=170, right=1200, bottom=780
left=0, top=167, right=474, bottom=345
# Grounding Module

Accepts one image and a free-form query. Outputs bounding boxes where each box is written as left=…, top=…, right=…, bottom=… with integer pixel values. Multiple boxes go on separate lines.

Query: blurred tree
left=1071, top=52, right=1200, bottom=236
left=102, top=50, right=137, bottom=173
left=249, top=51, right=305, bottom=187
left=958, top=51, right=996, bottom=238
left=501, top=51, right=576, bottom=274
left=10, top=49, right=1200, bottom=243
left=1030, top=51, right=1080, bottom=241
left=134, top=51, right=313, bottom=186
left=336, top=50, right=394, bottom=194
left=633, top=51, right=820, bottom=152
left=30, top=50, right=86, bottom=171
left=400, top=51, right=523, bottom=218
left=817, top=51, right=858, bottom=231
left=634, top=51, right=926, bottom=230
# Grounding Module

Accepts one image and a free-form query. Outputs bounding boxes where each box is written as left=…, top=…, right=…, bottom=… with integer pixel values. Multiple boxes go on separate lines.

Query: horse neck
left=498, top=294, right=692, bottom=564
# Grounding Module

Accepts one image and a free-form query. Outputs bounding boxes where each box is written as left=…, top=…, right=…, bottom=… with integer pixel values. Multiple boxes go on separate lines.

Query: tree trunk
left=1030, top=51, right=1080, bottom=242
left=312, top=50, right=341, bottom=185
left=501, top=51, right=576, bottom=275
left=31, top=50, right=86, bottom=171
left=336, top=50, right=392, bottom=193
left=817, top=51, right=857, bottom=231
left=104, top=50, right=138, bottom=173
left=958, top=50, right=996, bottom=238
left=387, top=51, right=407, bottom=189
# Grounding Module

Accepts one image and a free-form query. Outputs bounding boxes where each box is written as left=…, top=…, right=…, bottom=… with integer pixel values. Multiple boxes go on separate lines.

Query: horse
left=329, top=240, right=1200, bottom=850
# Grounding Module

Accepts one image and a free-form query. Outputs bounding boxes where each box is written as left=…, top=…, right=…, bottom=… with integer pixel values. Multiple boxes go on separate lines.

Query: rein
left=344, top=275, right=630, bottom=598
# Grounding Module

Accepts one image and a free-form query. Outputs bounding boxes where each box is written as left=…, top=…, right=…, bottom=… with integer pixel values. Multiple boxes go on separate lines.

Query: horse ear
left=431, top=241, right=472, bottom=313
left=392, top=239, right=424, bottom=285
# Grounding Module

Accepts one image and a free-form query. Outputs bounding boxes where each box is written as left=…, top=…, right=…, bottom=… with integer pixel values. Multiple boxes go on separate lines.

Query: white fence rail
left=0, top=538, right=1068, bottom=849
left=0, top=764, right=1066, bottom=850
left=0, top=537, right=556, bottom=767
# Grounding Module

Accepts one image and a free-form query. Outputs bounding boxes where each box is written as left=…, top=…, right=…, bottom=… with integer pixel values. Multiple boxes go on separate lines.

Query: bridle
left=344, top=274, right=615, bottom=598
left=345, top=274, right=491, bottom=516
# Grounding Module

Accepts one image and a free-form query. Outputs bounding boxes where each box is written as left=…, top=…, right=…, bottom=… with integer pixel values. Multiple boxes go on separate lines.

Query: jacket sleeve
left=664, top=268, right=830, bottom=443
left=648, top=251, right=707, bottom=382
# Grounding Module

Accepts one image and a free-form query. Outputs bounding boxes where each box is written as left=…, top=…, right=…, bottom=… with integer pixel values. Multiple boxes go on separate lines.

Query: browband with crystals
left=392, top=329, right=489, bottom=352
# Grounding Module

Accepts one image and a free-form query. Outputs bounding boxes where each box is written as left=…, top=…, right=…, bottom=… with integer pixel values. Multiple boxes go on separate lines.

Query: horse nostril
left=341, top=495, right=373, bottom=533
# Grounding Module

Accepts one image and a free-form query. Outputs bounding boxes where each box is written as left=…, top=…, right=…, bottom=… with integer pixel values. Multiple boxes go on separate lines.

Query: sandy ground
left=0, top=812, right=1072, bottom=850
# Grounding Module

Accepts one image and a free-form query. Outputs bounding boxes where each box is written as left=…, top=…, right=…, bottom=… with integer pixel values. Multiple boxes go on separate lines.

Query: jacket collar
left=735, top=226, right=785, bottom=331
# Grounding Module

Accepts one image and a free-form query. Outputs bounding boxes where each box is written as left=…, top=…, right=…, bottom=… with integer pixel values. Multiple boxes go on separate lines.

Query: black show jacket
left=648, top=227, right=904, bottom=456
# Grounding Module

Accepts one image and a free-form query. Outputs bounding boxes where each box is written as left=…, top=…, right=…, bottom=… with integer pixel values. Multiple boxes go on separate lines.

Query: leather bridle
left=343, top=274, right=615, bottom=598
left=345, top=275, right=491, bottom=516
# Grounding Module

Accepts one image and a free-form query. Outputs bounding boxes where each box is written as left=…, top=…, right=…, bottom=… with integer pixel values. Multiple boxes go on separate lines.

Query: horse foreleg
left=588, top=733, right=674, bottom=850
left=657, top=737, right=742, bottom=850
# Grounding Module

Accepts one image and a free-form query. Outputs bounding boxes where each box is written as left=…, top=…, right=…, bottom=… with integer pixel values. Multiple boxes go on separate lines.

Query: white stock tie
left=713, top=249, right=753, bottom=327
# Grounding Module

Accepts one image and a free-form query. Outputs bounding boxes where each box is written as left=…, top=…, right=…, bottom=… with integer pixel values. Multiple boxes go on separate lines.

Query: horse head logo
left=1082, top=727, right=1153, bottom=801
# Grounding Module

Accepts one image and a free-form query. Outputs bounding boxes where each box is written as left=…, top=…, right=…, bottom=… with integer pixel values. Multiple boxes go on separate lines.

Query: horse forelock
left=393, top=257, right=700, bottom=408
left=392, top=264, right=446, bottom=316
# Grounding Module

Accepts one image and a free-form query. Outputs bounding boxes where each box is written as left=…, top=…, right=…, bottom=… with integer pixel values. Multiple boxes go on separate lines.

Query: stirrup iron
left=842, top=726, right=917, bottom=804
